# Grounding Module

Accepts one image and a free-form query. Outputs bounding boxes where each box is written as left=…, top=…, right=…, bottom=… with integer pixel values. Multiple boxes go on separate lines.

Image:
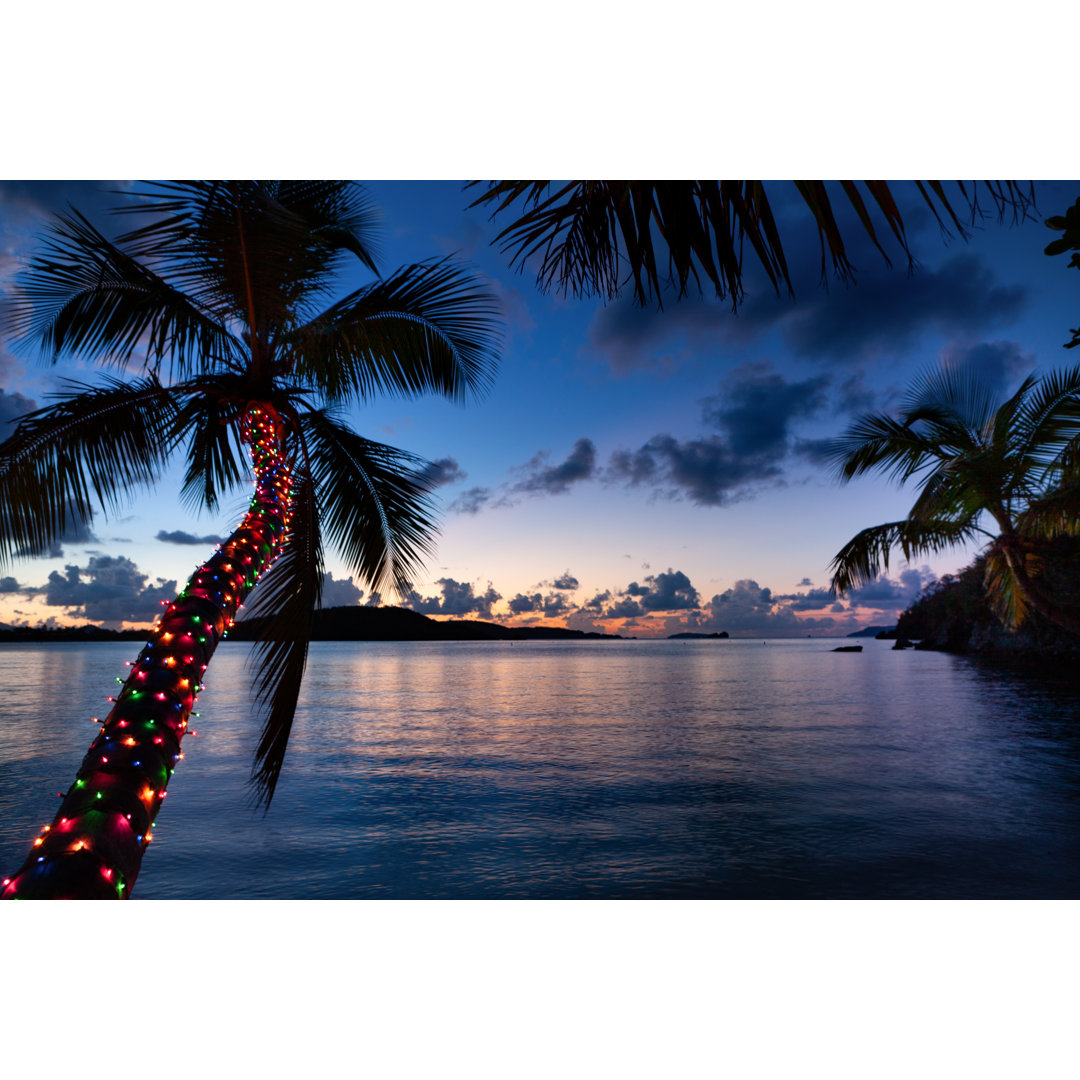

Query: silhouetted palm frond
left=829, top=518, right=982, bottom=594
left=0, top=376, right=181, bottom=563
left=2, top=210, right=239, bottom=379
left=288, top=259, right=502, bottom=404
left=468, top=180, right=1036, bottom=309
left=300, top=409, right=438, bottom=596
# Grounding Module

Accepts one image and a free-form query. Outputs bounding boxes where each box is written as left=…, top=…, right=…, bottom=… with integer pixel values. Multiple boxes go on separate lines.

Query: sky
left=1, top=178, right=1078, bottom=637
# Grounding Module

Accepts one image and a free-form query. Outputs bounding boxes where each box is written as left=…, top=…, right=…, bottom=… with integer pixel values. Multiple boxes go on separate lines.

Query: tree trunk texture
left=1, top=404, right=292, bottom=899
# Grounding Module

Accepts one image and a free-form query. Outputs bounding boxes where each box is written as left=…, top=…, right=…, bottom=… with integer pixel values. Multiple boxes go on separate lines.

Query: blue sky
left=1, top=179, right=1078, bottom=636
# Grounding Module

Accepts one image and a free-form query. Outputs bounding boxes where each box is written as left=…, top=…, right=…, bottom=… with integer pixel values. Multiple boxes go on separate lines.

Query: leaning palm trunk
left=1, top=403, right=291, bottom=900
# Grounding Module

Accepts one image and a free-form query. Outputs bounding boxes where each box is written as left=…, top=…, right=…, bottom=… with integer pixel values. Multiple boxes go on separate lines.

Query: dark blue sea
left=1, top=638, right=1078, bottom=899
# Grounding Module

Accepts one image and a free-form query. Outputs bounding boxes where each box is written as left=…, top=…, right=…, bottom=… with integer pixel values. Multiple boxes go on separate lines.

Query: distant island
left=846, top=625, right=897, bottom=638
left=667, top=631, right=729, bottom=639
left=0, top=606, right=623, bottom=644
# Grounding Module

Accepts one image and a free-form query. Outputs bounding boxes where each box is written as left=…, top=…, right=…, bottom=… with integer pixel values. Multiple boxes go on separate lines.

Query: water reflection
left=1, top=639, right=1078, bottom=898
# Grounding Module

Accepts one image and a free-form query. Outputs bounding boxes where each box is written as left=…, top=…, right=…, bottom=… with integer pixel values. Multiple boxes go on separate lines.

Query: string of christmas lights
left=1, top=404, right=294, bottom=900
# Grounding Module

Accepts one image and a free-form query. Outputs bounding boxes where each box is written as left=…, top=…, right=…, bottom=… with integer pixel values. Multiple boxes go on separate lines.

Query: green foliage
left=1045, top=196, right=1080, bottom=349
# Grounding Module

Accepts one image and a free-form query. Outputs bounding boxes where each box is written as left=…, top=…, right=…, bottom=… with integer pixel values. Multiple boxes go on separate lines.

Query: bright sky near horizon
left=1, top=179, right=1078, bottom=637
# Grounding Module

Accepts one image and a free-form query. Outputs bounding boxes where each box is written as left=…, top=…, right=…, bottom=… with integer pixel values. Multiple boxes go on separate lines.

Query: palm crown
left=828, top=364, right=1080, bottom=634
left=1, top=181, right=502, bottom=807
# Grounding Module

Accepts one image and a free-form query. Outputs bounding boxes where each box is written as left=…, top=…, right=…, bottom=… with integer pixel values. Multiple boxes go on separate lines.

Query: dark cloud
left=939, top=340, right=1033, bottom=400
left=583, top=590, right=611, bottom=611
left=0, top=576, right=22, bottom=592
left=607, top=363, right=830, bottom=506
left=779, top=254, right=1027, bottom=362
left=511, top=438, right=597, bottom=496
left=509, top=592, right=542, bottom=614
left=449, top=487, right=493, bottom=515
left=0, top=388, right=35, bottom=431
left=39, top=554, right=177, bottom=627
left=637, top=569, right=700, bottom=611
left=419, top=457, right=466, bottom=489
left=683, top=579, right=847, bottom=636
left=605, top=569, right=700, bottom=618
left=609, top=433, right=782, bottom=507
left=507, top=590, right=571, bottom=617
left=797, top=577, right=813, bottom=588
left=0, top=181, right=131, bottom=233
left=702, top=361, right=829, bottom=457
left=771, top=587, right=838, bottom=612
left=586, top=294, right=740, bottom=375
left=155, top=529, right=225, bottom=546
left=551, top=571, right=579, bottom=590
left=403, top=577, right=502, bottom=619
left=320, top=572, right=364, bottom=607
left=842, top=567, right=936, bottom=613
left=604, top=596, right=644, bottom=619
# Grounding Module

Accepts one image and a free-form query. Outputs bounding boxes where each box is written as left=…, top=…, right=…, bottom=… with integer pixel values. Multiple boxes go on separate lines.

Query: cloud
left=155, top=529, right=225, bottom=546
left=606, top=362, right=830, bottom=506
left=779, top=254, right=1027, bottom=362
left=797, top=578, right=813, bottom=587
left=320, top=572, right=365, bottom=607
left=0, top=576, right=22, bottom=592
left=419, top=457, right=466, bottom=489
left=38, top=554, right=177, bottom=627
left=702, top=361, right=829, bottom=457
left=939, top=339, right=1033, bottom=399
left=449, top=486, right=493, bottom=515
left=585, top=242, right=1028, bottom=374
left=604, top=569, right=700, bottom=617
left=511, top=437, right=597, bottom=496
left=403, top=577, right=502, bottom=619
left=842, top=566, right=936, bottom=613
left=0, top=388, right=35, bottom=431
left=551, top=571, right=579, bottom=590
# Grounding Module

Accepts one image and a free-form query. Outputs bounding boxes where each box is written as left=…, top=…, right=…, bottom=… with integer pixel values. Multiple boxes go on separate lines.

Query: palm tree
left=827, top=364, right=1080, bottom=635
left=468, top=181, right=1036, bottom=310
left=0, top=182, right=501, bottom=899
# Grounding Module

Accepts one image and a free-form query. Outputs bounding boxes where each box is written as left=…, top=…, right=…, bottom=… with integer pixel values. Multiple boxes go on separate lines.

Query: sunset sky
left=1, top=179, right=1078, bottom=637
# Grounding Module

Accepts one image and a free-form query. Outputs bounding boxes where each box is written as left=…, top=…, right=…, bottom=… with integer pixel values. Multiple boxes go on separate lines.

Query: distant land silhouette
left=667, top=631, right=729, bottom=639
left=846, top=625, right=897, bottom=638
left=0, top=606, right=623, bottom=643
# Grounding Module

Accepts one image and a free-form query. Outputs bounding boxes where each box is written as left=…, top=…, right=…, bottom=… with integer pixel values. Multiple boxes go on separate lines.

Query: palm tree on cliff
left=828, top=363, right=1080, bottom=634
left=0, top=181, right=501, bottom=899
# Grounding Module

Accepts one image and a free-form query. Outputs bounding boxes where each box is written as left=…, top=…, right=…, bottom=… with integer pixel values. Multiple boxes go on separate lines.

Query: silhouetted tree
left=828, top=364, right=1080, bottom=636
left=0, top=182, right=501, bottom=898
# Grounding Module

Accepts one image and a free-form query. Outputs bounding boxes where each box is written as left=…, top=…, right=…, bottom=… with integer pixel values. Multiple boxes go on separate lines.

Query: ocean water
left=0, top=637, right=1078, bottom=899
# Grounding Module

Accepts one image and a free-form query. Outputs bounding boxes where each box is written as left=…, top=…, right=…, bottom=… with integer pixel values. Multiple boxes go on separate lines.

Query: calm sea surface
left=1, top=638, right=1078, bottom=899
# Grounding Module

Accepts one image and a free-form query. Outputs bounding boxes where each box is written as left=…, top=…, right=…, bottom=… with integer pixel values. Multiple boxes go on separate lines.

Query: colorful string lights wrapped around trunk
left=1, top=404, right=293, bottom=900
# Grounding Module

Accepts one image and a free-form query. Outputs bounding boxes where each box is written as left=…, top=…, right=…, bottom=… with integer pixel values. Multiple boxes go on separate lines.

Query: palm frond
left=241, top=456, right=323, bottom=807
left=300, top=410, right=438, bottom=596
left=171, top=386, right=247, bottom=513
left=903, top=363, right=997, bottom=433
left=983, top=542, right=1032, bottom=628
left=0, top=376, right=181, bottom=564
left=467, top=180, right=1035, bottom=309
left=1012, top=364, right=1080, bottom=475
left=826, top=412, right=944, bottom=483
left=2, top=209, right=239, bottom=379
left=1016, top=481, right=1080, bottom=540
left=829, top=518, right=981, bottom=594
left=287, top=259, right=501, bottom=404
left=113, top=181, right=383, bottom=328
